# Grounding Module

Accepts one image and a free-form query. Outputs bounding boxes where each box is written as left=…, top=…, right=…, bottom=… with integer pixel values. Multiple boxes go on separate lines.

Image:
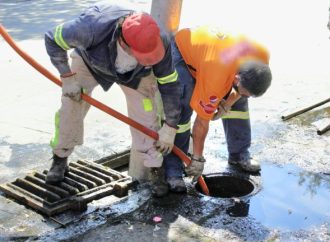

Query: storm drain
left=0, top=160, right=134, bottom=216
left=196, top=173, right=257, bottom=198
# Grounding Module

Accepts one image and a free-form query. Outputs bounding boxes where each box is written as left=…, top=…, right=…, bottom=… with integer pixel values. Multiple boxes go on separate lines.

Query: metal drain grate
left=0, top=160, right=134, bottom=216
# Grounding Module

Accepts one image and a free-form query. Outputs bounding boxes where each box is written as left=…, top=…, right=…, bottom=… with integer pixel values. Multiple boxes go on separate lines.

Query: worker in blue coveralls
left=44, top=0, right=187, bottom=197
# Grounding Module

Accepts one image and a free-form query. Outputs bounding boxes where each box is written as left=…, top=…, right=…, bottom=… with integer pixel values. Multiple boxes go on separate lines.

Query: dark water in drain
left=249, top=163, right=330, bottom=230
left=199, top=175, right=254, bottom=198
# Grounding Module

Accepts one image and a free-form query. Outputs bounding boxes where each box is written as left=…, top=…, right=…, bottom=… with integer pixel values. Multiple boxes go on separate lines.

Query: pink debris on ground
left=153, top=216, right=162, bottom=223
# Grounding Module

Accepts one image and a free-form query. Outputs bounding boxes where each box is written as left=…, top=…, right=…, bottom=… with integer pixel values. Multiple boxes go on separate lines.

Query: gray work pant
left=51, top=51, right=163, bottom=181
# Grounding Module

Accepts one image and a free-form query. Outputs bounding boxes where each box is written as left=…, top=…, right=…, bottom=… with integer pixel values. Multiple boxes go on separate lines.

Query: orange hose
left=0, top=24, right=210, bottom=196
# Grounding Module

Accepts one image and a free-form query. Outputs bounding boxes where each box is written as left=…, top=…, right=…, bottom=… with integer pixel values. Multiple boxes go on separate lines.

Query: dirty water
left=197, top=173, right=257, bottom=198
left=199, top=163, right=330, bottom=230
left=76, top=164, right=330, bottom=242
left=250, top=163, right=330, bottom=230
left=1, top=163, right=329, bottom=241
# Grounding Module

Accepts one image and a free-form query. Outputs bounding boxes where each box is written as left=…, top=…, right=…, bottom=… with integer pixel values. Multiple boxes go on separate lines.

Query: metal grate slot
left=70, top=162, right=113, bottom=183
left=65, top=171, right=97, bottom=189
left=62, top=176, right=89, bottom=192
left=7, top=183, right=51, bottom=206
left=13, top=178, right=61, bottom=202
left=69, top=167, right=106, bottom=186
left=25, top=175, right=70, bottom=198
left=41, top=171, right=81, bottom=194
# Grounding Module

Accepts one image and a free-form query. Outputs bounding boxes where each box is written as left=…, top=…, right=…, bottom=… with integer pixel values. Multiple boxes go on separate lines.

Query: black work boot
left=150, top=167, right=169, bottom=198
left=229, top=157, right=261, bottom=173
left=46, top=154, right=68, bottom=184
left=167, top=177, right=187, bottom=193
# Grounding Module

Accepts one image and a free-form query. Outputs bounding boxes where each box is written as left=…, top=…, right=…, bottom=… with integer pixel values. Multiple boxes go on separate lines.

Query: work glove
left=185, top=155, right=206, bottom=182
left=155, top=123, right=177, bottom=155
left=212, top=99, right=230, bottom=121
left=61, top=73, right=81, bottom=102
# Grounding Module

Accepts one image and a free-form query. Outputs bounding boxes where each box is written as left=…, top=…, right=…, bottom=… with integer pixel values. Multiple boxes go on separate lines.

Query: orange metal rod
left=0, top=24, right=210, bottom=195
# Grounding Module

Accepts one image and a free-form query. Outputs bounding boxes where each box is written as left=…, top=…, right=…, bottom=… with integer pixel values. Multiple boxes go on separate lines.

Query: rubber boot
left=46, top=154, right=69, bottom=184
left=150, top=167, right=169, bottom=198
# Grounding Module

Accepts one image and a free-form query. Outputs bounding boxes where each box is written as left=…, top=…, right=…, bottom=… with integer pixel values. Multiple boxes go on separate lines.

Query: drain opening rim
left=196, top=172, right=260, bottom=199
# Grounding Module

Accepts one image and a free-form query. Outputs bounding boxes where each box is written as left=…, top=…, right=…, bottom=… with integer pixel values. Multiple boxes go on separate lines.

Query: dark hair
left=238, top=60, right=272, bottom=97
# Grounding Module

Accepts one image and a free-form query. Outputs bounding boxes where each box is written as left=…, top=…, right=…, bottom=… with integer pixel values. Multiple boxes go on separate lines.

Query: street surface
left=0, top=0, right=329, bottom=241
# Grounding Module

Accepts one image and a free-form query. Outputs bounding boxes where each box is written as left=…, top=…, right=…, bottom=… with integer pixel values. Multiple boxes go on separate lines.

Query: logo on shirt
left=209, top=27, right=227, bottom=40
left=209, top=95, right=219, bottom=104
left=199, top=96, right=219, bottom=114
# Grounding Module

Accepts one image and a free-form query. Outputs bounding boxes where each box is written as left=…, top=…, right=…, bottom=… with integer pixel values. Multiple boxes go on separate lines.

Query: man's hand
left=212, top=99, right=230, bottom=120
left=156, top=123, right=177, bottom=155
left=61, top=73, right=81, bottom=102
left=185, top=155, right=206, bottom=182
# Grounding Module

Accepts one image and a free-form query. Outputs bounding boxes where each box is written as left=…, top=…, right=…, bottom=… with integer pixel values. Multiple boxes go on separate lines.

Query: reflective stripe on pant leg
left=221, top=110, right=249, bottom=119
left=177, top=120, right=191, bottom=133
left=142, top=98, right=153, bottom=112
left=222, top=97, right=251, bottom=157
left=52, top=51, right=98, bottom=158
left=50, top=111, right=60, bottom=148
left=120, top=82, right=163, bottom=170
left=52, top=96, right=85, bottom=158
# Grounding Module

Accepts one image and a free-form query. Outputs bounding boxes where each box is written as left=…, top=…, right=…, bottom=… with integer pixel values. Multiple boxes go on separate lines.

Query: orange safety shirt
left=175, top=26, right=270, bottom=120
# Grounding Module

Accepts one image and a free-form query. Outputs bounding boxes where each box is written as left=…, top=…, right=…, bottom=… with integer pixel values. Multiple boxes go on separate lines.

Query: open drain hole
left=196, top=173, right=256, bottom=198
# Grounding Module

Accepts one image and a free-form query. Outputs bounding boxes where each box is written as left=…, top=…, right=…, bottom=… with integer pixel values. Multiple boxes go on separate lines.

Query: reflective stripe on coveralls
left=50, top=111, right=60, bottom=148
left=221, top=110, right=249, bottom=119
left=157, top=71, right=178, bottom=84
left=54, top=24, right=70, bottom=50
left=177, top=120, right=191, bottom=133
left=142, top=100, right=192, bottom=133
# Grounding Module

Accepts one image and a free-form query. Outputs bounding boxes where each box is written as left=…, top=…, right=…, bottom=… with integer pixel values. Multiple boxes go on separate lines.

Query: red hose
left=0, top=24, right=209, bottom=196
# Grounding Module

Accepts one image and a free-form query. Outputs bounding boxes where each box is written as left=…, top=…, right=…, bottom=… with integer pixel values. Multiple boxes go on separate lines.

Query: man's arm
left=153, top=35, right=181, bottom=127
left=45, top=18, right=93, bottom=76
left=213, top=87, right=242, bottom=120
left=225, top=87, right=241, bottom=107
left=192, top=115, right=210, bottom=157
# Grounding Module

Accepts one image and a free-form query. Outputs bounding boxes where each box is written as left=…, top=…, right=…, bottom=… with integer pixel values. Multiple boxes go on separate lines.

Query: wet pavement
left=0, top=0, right=330, bottom=241
left=235, top=163, right=329, bottom=230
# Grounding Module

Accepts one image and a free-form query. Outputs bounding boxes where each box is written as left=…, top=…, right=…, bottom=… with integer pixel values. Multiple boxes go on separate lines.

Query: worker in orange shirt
left=164, top=26, right=272, bottom=190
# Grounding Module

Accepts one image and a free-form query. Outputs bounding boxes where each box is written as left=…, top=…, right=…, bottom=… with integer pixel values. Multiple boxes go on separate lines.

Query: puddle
left=248, top=163, right=330, bottom=230
left=197, top=163, right=330, bottom=230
